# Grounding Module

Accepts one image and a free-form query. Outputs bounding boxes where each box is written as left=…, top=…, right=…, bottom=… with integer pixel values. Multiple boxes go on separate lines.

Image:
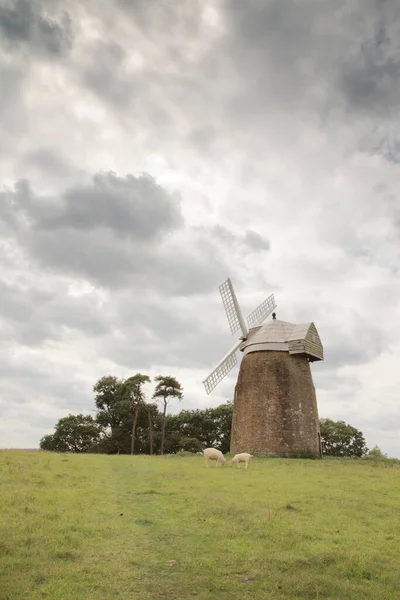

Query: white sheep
left=203, top=447, right=226, bottom=467
left=230, top=453, right=253, bottom=469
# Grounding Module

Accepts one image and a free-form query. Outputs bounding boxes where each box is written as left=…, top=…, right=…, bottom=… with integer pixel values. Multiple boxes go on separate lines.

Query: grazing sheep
left=230, top=453, right=253, bottom=469
left=203, top=448, right=226, bottom=467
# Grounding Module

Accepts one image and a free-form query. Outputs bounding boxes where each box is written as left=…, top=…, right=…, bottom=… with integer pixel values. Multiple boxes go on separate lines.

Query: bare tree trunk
left=147, top=405, right=153, bottom=455
left=160, top=399, right=167, bottom=456
left=131, top=403, right=140, bottom=455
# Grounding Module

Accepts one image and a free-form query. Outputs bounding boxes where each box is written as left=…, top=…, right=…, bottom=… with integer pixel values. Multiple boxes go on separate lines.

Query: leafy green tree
left=165, top=401, right=232, bottom=453
left=39, top=414, right=102, bottom=453
left=203, top=402, right=233, bottom=453
left=153, top=376, right=183, bottom=455
left=94, top=402, right=160, bottom=455
left=178, top=437, right=204, bottom=453
left=93, top=375, right=127, bottom=433
left=319, top=418, right=368, bottom=458
left=121, top=374, right=151, bottom=455
left=40, top=434, right=68, bottom=453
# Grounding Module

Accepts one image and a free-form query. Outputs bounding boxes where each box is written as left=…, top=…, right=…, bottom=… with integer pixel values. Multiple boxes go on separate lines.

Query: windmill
left=203, top=278, right=324, bottom=458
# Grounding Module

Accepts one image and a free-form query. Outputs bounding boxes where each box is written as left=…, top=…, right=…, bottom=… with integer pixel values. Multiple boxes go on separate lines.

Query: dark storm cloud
left=0, top=0, right=73, bottom=56
left=338, top=1, right=400, bottom=115
left=215, top=0, right=400, bottom=124
left=69, top=0, right=400, bottom=161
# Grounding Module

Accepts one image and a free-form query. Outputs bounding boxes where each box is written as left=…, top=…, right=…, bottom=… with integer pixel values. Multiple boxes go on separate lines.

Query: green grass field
left=0, top=451, right=399, bottom=600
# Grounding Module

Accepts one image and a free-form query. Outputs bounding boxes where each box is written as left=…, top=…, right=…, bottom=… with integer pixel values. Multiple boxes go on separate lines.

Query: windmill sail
left=246, top=294, right=277, bottom=329
left=219, top=278, right=248, bottom=337
left=203, top=277, right=276, bottom=394
left=203, top=340, right=242, bottom=395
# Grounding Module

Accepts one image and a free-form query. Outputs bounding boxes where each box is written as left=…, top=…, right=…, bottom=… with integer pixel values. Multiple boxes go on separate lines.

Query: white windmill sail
left=219, top=278, right=248, bottom=337
left=246, top=293, right=277, bottom=329
left=203, top=277, right=277, bottom=395
left=202, top=340, right=242, bottom=395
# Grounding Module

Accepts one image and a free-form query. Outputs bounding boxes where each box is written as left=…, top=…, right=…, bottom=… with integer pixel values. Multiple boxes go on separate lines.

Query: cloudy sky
left=1, top=0, right=399, bottom=456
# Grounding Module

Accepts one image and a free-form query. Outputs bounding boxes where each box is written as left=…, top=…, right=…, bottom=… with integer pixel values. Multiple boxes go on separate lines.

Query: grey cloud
left=0, top=59, right=24, bottom=115
left=0, top=355, right=94, bottom=415
left=0, top=279, right=108, bottom=345
left=0, top=0, right=73, bottom=56
left=110, top=291, right=233, bottom=368
left=71, top=0, right=400, bottom=159
left=197, top=225, right=270, bottom=255
left=40, top=172, right=183, bottom=237
left=244, top=230, right=270, bottom=252
left=116, top=0, right=201, bottom=37
left=338, top=2, right=400, bottom=115
left=212, top=0, right=400, bottom=129
left=315, top=371, right=361, bottom=394
left=0, top=173, right=231, bottom=293
left=22, top=147, right=75, bottom=177
left=83, top=41, right=136, bottom=110
left=27, top=228, right=150, bottom=288
left=1, top=172, right=183, bottom=238
left=0, top=58, right=28, bottom=156
left=317, top=320, right=391, bottom=372
left=76, top=1, right=213, bottom=142
left=102, top=319, right=235, bottom=373
left=26, top=224, right=227, bottom=293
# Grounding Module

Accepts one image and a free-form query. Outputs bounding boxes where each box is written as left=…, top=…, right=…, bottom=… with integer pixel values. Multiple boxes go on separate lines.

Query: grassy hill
left=0, top=450, right=399, bottom=599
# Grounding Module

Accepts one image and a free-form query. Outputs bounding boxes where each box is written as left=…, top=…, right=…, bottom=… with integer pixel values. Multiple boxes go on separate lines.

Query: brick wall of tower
left=230, top=351, right=321, bottom=457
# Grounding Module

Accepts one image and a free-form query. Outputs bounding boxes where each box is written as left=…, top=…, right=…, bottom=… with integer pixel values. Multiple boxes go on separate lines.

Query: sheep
left=203, top=447, right=226, bottom=467
left=230, top=453, right=253, bottom=469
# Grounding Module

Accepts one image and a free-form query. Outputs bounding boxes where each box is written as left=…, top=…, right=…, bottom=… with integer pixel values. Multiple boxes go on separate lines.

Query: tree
left=94, top=402, right=160, bottom=455
left=165, top=401, right=233, bottom=453
left=40, top=434, right=68, bottom=453
left=203, top=401, right=233, bottom=453
left=39, top=414, right=102, bottom=453
left=319, top=418, right=368, bottom=458
left=93, top=375, right=127, bottom=433
left=147, top=402, right=155, bottom=455
left=153, top=375, right=183, bottom=455
left=121, top=374, right=151, bottom=455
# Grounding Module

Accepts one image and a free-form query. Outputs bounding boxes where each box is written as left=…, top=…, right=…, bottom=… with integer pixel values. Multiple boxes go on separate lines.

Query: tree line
left=40, top=373, right=370, bottom=458
left=40, top=373, right=232, bottom=455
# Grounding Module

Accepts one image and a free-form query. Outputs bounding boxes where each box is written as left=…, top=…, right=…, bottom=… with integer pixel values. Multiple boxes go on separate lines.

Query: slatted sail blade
left=246, top=293, right=277, bottom=329
left=219, top=278, right=248, bottom=336
left=203, top=341, right=241, bottom=395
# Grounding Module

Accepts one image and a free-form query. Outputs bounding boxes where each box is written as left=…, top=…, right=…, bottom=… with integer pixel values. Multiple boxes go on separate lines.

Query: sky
left=0, top=0, right=399, bottom=457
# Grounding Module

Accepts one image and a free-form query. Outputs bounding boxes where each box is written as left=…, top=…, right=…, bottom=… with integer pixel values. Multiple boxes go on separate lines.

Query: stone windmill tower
left=203, top=278, right=324, bottom=458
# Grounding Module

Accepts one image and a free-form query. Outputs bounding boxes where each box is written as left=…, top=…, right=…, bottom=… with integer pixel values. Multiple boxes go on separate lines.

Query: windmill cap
left=240, top=317, right=323, bottom=361
left=243, top=319, right=314, bottom=345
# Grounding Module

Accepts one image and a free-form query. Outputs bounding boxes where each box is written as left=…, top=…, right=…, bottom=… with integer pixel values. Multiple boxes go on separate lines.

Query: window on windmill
left=311, top=334, right=317, bottom=343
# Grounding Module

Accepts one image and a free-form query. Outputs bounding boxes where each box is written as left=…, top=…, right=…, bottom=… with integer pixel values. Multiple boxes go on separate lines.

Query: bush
left=293, top=450, right=320, bottom=460
left=361, top=446, right=400, bottom=467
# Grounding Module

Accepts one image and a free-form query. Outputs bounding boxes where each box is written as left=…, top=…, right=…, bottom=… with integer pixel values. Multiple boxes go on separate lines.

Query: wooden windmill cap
left=240, top=318, right=324, bottom=362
